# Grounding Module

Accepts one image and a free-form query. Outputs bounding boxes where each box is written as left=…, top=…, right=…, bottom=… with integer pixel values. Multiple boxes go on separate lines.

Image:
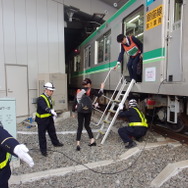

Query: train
left=68, top=0, right=188, bottom=132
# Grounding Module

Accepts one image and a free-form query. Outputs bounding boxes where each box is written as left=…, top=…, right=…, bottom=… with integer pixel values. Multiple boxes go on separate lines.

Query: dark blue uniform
left=35, top=93, right=61, bottom=154
left=118, top=107, right=148, bottom=143
left=0, top=124, right=19, bottom=188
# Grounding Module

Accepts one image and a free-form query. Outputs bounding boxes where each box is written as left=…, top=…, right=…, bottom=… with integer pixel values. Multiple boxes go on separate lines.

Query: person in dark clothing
left=0, top=121, right=34, bottom=188
left=72, top=78, right=104, bottom=151
left=35, top=82, right=63, bottom=156
left=118, top=99, right=148, bottom=149
left=114, top=34, right=143, bottom=81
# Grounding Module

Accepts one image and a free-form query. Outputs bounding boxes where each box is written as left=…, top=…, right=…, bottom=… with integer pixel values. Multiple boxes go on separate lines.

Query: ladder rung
left=103, top=120, right=110, bottom=124
left=98, top=130, right=105, bottom=135
left=108, top=109, right=116, bottom=113
left=114, top=100, right=121, bottom=103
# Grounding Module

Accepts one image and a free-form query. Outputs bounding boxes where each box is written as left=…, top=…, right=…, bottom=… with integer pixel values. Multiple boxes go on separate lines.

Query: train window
left=96, top=31, right=111, bottom=64
left=98, top=37, right=104, bottom=63
left=171, top=0, right=183, bottom=31
left=174, top=0, right=182, bottom=22
left=123, top=6, right=144, bottom=42
left=74, top=55, right=81, bottom=72
left=84, top=45, right=91, bottom=68
left=104, top=33, right=111, bottom=62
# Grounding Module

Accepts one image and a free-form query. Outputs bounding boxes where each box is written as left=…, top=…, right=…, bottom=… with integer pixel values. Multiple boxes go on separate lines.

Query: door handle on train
left=166, top=35, right=172, bottom=40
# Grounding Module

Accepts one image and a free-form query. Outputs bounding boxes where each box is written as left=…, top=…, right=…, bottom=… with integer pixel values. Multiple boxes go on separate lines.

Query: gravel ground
left=9, top=112, right=188, bottom=188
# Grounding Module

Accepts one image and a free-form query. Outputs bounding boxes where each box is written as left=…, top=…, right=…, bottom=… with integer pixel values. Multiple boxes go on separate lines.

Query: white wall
left=0, top=0, right=65, bottom=116
left=0, top=0, right=116, bottom=117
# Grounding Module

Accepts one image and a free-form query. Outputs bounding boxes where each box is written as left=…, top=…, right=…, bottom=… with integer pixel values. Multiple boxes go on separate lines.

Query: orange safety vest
left=122, top=36, right=141, bottom=57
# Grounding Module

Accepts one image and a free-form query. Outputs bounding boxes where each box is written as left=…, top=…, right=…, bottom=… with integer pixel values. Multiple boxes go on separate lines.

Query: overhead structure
left=64, top=5, right=105, bottom=57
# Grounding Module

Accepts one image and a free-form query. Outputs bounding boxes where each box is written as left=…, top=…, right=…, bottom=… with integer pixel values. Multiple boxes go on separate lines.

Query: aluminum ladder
left=96, top=78, right=136, bottom=144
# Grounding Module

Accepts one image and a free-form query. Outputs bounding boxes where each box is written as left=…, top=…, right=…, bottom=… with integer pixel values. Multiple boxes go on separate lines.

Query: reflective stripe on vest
left=122, top=36, right=141, bottom=57
left=0, top=152, right=11, bottom=169
left=36, top=94, right=52, bottom=118
left=129, top=107, right=148, bottom=127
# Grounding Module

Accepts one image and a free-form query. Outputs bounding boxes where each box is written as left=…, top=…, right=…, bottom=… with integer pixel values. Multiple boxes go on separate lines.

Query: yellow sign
left=146, top=5, right=163, bottom=31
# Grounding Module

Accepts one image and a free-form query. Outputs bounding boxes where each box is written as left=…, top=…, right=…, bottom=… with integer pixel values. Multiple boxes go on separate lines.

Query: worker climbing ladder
left=96, top=78, right=136, bottom=144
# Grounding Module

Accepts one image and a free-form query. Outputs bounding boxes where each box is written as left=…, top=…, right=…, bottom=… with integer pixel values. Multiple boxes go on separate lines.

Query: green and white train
left=69, top=0, right=188, bottom=132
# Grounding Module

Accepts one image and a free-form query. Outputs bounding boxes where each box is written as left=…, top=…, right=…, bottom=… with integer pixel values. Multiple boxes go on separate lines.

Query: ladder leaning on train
left=91, top=68, right=136, bottom=144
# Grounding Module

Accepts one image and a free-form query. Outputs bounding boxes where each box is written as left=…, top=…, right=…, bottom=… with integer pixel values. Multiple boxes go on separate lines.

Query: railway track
left=151, top=124, right=188, bottom=144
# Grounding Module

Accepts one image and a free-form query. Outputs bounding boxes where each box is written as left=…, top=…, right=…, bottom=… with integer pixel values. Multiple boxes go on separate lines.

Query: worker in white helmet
left=35, top=82, right=63, bottom=156
left=118, top=99, right=148, bottom=149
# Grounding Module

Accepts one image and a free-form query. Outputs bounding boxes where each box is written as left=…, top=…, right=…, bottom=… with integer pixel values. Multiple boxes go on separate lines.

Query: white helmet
left=129, top=99, right=137, bottom=107
left=44, top=82, right=55, bottom=91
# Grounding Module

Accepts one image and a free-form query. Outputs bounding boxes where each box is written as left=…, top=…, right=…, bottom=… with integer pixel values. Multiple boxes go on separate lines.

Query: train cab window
left=174, top=0, right=183, bottom=23
left=123, top=7, right=144, bottom=42
left=74, top=55, right=81, bottom=72
left=84, top=45, right=91, bottom=68
left=173, top=0, right=183, bottom=30
left=96, top=31, right=111, bottom=64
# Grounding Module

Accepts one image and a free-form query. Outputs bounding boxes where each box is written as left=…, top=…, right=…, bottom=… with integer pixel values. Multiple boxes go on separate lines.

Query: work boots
left=125, top=141, right=137, bottom=149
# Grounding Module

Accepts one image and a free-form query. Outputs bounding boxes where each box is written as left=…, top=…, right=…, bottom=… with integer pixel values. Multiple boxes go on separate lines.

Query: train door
left=166, top=0, right=183, bottom=82
left=122, top=6, right=144, bottom=79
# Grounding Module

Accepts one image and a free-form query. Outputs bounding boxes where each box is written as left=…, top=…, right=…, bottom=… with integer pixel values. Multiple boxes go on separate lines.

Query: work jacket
left=0, top=125, right=19, bottom=170
left=35, top=93, right=53, bottom=124
left=119, top=107, right=148, bottom=128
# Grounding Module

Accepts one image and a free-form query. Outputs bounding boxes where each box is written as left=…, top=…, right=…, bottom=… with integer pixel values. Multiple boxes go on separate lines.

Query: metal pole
left=92, top=68, right=113, bottom=105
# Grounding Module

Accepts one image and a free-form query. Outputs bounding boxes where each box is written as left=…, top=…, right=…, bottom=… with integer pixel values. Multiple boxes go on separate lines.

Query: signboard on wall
left=146, top=5, right=163, bottom=30
left=0, top=98, right=16, bottom=138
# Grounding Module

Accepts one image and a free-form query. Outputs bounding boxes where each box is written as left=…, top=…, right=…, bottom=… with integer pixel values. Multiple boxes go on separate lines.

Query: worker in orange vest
left=114, top=34, right=143, bottom=82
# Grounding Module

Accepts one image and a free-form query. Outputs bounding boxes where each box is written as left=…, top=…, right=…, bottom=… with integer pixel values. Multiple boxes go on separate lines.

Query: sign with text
left=146, top=5, right=163, bottom=31
left=0, top=98, right=16, bottom=138
left=145, top=67, right=156, bottom=82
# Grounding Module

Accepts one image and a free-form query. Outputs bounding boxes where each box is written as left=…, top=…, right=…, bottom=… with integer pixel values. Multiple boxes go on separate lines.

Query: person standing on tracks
left=0, top=121, right=34, bottom=188
left=114, top=34, right=143, bottom=82
left=72, top=78, right=104, bottom=151
left=118, top=99, right=148, bottom=149
left=35, top=82, right=63, bottom=157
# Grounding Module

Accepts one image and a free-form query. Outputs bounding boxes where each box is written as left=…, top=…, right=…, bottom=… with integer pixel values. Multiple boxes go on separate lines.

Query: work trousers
left=127, top=54, right=140, bottom=81
left=76, top=112, right=94, bottom=141
left=37, top=117, right=59, bottom=153
left=118, top=126, right=147, bottom=143
left=0, top=164, right=11, bottom=188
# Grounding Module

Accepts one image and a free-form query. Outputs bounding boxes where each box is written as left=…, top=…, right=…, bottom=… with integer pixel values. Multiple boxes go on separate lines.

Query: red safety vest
left=122, top=36, right=141, bottom=57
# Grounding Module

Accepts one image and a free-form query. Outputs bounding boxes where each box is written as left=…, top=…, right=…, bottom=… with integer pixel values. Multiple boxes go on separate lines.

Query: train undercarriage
left=97, top=90, right=188, bottom=134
